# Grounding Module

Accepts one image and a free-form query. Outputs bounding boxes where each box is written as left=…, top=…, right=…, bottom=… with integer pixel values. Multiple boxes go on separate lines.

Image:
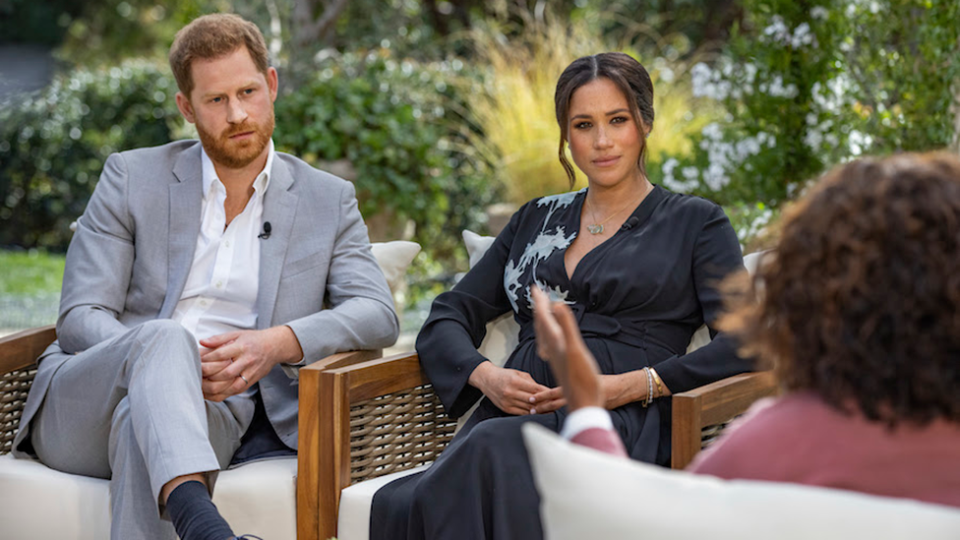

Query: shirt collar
left=200, top=139, right=276, bottom=199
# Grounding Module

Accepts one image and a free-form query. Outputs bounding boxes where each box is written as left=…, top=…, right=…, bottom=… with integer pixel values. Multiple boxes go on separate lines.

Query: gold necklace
left=586, top=184, right=650, bottom=235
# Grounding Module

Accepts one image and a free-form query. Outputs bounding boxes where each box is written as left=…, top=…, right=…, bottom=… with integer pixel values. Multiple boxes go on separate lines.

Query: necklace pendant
left=587, top=223, right=604, bottom=235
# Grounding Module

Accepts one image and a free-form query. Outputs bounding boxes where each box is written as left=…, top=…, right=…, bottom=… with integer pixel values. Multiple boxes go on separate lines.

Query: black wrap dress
left=371, top=185, right=751, bottom=539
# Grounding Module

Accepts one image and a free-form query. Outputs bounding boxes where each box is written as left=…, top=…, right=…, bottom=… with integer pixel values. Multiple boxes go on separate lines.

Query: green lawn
left=0, top=250, right=66, bottom=295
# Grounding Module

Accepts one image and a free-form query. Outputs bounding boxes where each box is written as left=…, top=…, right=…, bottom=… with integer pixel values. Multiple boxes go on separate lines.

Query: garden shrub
left=1, top=50, right=497, bottom=287
left=274, top=50, right=498, bottom=276
left=652, top=0, right=960, bottom=211
left=0, top=60, right=182, bottom=249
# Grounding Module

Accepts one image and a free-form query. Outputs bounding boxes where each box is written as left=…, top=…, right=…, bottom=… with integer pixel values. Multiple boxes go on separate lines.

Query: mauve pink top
left=688, top=392, right=960, bottom=509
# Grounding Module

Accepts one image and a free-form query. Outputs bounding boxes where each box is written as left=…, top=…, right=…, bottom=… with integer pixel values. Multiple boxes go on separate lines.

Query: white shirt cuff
left=560, top=406, right=614, bottom=440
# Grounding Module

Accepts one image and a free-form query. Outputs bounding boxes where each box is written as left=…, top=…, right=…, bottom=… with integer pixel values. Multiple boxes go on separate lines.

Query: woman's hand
left=531, top=287, right=604, bottom=412
left=469, top=362, right=553, bottom=416
left=532, top=287, right=668, bottom=410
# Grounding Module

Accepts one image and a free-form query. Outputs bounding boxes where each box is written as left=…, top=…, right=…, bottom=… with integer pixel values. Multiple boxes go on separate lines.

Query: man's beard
left=197, top=109, right=275, bottom=170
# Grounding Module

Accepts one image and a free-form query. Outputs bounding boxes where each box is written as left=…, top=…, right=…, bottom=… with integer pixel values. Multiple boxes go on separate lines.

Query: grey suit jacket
left=15, top=140, right=399, bottom=452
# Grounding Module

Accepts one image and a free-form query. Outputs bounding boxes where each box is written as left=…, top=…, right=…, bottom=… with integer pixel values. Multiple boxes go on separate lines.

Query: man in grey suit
left=12, top=13, right=399, bottom=540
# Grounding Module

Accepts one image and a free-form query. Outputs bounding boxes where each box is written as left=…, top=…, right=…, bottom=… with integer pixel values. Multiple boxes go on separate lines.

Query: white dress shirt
left=560, top=406, right=615, bottom=440
left=172, top=141, right=275, bottom=343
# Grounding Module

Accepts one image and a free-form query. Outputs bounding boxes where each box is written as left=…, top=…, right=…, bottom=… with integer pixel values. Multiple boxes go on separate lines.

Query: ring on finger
left=240, top=374, right=249, bottom=384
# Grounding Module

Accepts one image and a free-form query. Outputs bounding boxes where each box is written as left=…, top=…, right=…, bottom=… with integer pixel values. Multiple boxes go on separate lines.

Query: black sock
left=166, top=480, right=235, bottom=540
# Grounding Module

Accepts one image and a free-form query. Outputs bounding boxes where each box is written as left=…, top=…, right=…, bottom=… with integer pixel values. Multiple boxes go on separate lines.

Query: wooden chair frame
left=2, top=328, right=777, bottom=540
left=671, top=371, right=778, bottom=469
left=300, top=350, right=778, bottom=540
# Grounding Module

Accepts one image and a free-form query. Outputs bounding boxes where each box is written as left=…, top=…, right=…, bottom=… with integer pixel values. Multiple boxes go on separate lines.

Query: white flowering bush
left=650, top=0, right=960, bottom=237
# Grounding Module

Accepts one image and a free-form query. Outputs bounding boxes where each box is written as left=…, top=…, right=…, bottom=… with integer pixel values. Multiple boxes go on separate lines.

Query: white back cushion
left=523, top=423, right=960, bottom=540
left=370, top=240, right=421, bottom=295
left=462, top=230, right=519, bottom=367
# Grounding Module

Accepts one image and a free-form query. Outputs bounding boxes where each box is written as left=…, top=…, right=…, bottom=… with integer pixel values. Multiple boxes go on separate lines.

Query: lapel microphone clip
left=258, top=221, right=272, bottom=239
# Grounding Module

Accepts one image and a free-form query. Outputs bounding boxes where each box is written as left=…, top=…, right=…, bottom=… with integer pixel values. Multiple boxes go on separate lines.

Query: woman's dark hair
left=554, top=52, right=655, bottom=187
left=720, top=152, right=960, bottom=427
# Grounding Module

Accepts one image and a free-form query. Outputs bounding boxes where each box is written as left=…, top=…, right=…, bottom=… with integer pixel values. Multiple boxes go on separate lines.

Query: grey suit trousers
left=30, top=319, right=254, bottom=540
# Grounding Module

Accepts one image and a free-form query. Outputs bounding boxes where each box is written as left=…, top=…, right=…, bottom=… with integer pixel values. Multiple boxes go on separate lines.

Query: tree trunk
left=286, top=0, right=349, bottom=88
left=291, top=0, right=349, bottom=54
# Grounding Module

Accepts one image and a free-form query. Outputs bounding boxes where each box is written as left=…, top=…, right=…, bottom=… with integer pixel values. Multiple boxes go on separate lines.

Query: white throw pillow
left=370, top=240, right=421, bottom=296
left=523, top=424, right=960, bottom=540
left=461, top=230, right=520, bottom=368
left=456, top=230, right=521, bottom=429
left=462, top=229, right=496, bottom=269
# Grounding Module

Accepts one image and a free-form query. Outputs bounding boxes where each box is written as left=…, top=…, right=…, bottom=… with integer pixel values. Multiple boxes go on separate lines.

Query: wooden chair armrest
left=0, top=325, right=57, bottom=375
left=1, top=325, right=56, bottom=455
left=301, top=349, right=384, bottom=373
left=298, top=350, right=426, bottom=540
left=671, top=371, right=777, bottom=470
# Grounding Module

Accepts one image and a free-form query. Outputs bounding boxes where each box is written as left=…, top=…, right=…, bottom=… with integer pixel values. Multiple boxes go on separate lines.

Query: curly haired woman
left=535, top=152, right=960, bottom=507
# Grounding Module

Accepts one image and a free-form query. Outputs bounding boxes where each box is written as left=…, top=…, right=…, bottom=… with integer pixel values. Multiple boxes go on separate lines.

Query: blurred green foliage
left=0, top=60, right=183, bottom=248
left=3, top=0, right=958, bottom=284
left=47, top=0, right=233, bottom=65
left=275, top=50, right=498, bottom=270
left=0, top=0, right=81, bottom=46
left=5, top=0, right=742, bottom=68
left=652, top=0, right=960, bottom=212
left=838, top=0, right=960, bottom=154
left=0, top=52, right=496, bottom=287
left=648, top=0, right=960, bottom=256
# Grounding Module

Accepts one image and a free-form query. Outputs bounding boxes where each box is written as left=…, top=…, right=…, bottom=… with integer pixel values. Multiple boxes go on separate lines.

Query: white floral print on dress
left=503, top=190, right=582, bottom=312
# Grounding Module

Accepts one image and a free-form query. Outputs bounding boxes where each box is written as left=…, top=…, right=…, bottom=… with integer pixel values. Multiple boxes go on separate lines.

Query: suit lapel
left=159, top=145, right=203, bottom=319
left=257, top=156, right=299, bottom=328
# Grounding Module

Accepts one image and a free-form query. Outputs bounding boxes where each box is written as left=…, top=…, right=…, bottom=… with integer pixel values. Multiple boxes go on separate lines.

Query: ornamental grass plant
left=462, top=10, right=712, bottom=205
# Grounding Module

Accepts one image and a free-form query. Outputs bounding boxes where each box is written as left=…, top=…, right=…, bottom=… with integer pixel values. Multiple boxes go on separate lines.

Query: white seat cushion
left=337, top=465, right=432, bottom=540
left=0, top=453, right=299, bottom=539
left=523, top=423, right=960, bottom=540
left=216, top=457, right=298, bottom=539
left=0, top=453, right=111, bottom=540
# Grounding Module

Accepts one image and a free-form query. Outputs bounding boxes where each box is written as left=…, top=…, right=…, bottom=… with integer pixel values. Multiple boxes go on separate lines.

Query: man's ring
left=240, top=374, right=249, bottom=384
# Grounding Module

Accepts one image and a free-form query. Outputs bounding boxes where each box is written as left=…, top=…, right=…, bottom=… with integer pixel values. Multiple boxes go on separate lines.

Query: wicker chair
left=0, top=325, right=380, bottom=540
left=302, top=351, right=777, bottom=540
left=1, top=327, right=776, bottom=540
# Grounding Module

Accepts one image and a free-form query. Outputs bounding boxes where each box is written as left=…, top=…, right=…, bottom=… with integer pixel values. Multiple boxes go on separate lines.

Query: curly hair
left=720, top=152, right=960, bottom=427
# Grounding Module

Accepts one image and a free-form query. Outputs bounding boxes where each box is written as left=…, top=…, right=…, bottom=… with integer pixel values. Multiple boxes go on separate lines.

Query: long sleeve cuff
left=560, top=406, right=614, bottom=440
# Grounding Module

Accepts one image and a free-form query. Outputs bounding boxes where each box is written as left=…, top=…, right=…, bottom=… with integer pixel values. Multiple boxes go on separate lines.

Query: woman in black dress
left=371, top=52, right=751, bottom=539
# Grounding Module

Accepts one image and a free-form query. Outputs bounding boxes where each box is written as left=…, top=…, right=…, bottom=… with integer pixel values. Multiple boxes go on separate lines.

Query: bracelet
left=650, top=367, right=664, bottom=398
left=642, top=367, right=653, bottom=407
